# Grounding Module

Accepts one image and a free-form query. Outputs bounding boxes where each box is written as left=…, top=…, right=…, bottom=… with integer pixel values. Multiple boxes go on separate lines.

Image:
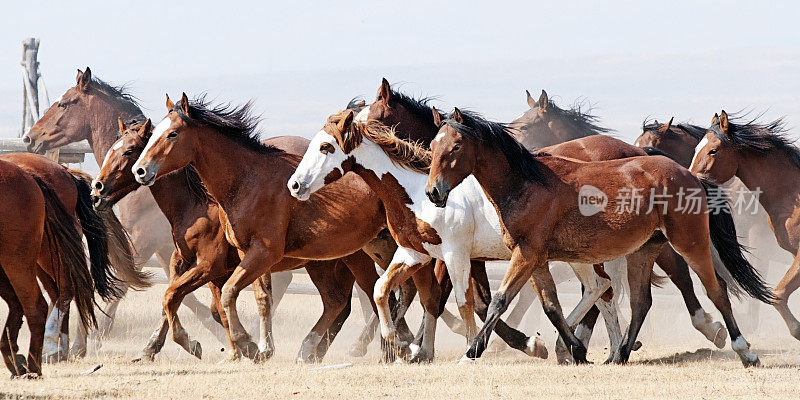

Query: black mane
left=91, top=77, right=144, bottom=116
left=641, top=118, right=707, bottom=140
left=545, top=98, right=612, bottom=136
left=174, top=95, right=279, bottom=154
left=346, top=97, right=366, bottom=111
left=389, top=88, right=440, bottom=128
left=710, top=113, right=799, bottom=167
left=442, top=110, right=547, bottom=185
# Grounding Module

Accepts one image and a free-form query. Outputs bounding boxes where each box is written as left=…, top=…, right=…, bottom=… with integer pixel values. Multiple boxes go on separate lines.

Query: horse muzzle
left=288, top=179, right=311, bottom=201
left=133, top=163, right=158, bottom=186
left=425, top=179, right=450, bottom=208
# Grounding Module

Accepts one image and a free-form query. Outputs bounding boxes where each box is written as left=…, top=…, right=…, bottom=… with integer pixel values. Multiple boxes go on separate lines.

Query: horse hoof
left=189, top=341, right=203, bottom=359
left=237, top=341, right=261, bottom=360
left=457, top=355, right=475, bottom=365
left=711, top=322, right=727, bottom=349
left=742, top=356, right=761, bottom=368
left=408, top=347, right=433, bottom=364
left=632, top=341, right=642, bottom=351
left=12, top=372, right=41, bottom=380
left=42, top=351, right=66, bottom=364
left=555, top=340, right=572, bottom=365
left=524, top=337, right=548, bottom=359
left=254, top=349, right=274, bottom=364
left=571, top=345, right=589, bottom=364
left=13, top=354, right=28, bottom=375
left=348, top=343, right=368, bottom=358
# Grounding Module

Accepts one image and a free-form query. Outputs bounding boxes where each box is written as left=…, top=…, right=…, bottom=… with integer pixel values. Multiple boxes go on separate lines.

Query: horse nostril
left=93, top=181, right=104, bottom=192
left=431, top=186, right=440, bottom=200
left=22, top=136, right=31, bottom=145
left=291, top=181, right=300, bottom=191
left=135, top=167, right=146, bottom=177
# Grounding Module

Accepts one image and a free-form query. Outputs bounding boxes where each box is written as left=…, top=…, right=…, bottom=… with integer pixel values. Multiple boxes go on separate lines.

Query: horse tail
left=33, top=176, right=97, bottom=330
left=702, top=180, right=774, bottom=304
left=69, top=170, right=152, bottom=294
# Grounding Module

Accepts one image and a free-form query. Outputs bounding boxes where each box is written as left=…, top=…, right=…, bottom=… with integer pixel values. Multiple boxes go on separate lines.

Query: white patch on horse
left=434, top=131, right=446, bottom=143
left=134, top=117, right=172, bottom=172
left=355, top=105, right=370, bottom=122
left=112, top=140, right=124, bottom=151
left=689, top=137, right=709, bottom=171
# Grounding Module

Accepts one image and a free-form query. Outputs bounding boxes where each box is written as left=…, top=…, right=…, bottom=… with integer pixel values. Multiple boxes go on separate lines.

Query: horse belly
left=546, top=212, right=658, bottom=264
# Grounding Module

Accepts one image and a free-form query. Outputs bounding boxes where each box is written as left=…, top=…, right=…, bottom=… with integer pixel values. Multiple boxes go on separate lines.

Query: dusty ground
left=1, top=268, right=799, bottom=399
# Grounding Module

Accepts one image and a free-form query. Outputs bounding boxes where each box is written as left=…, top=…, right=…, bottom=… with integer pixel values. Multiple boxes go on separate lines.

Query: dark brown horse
left=24, top=68, right=191, bottom=343
left=92, top=117, right=400, bottom=362
left=426, top=108, right=772, bottom=366
left=690, top=111, right=800, bottom=343
left=132, top=94, right=431, bottom=361
left=0, top=156, right=131, bottom=377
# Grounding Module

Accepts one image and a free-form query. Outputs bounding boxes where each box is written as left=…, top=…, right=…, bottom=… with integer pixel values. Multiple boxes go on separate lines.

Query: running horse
left=23, top=68, right=206, bottom=349
left=426, top=108, right=772, bottom=366
left=92, top=116, right=400, bottom=362
left=0, top=155, right=140, bottom=377
left=690, top=111, right=800, bottom=343
left=132, top=93, right=436, bottom=361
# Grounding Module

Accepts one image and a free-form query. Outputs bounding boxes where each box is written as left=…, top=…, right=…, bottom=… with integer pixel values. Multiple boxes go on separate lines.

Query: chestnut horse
left=0, top=156, right=131, bottom=377
left=690, top=111, right=800, bottom=343
left=426, top=108, right=772, bottom=366
left=636, top=117, right=789, bottom=332
left=92, top=117, right=399, bottom=362
left=132, top=94, right=433, bottom=361
left=23, top=68, right=204, bottom=345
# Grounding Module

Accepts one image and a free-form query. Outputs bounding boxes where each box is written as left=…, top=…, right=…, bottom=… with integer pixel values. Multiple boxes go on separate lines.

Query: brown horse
left=132, top=94, right=431, bottom=361
left=0, top=154, right=146, bottom=363
left=690, top=111, right=800, bottom=342
left=92, top=117, right=399, bottom=362
left=24, top=68, right=190, bottom=342
left=0, top=157, right=127, bottom=377
left=635, top=117, right=790, bottom=333
left=426, top=108, right=772, bottom=366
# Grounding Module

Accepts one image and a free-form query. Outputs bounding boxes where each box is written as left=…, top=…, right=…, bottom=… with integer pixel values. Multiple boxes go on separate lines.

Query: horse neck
left=87, top=96, right=144, bottom=163
left=147, top=170, right=204, bottom=223
left=395, top=119, right=438, bottom=148
left=470, top=143, right=530, bottom=207
left=735, top=150, right=800, bottom=214
left=350, top=141, right=427, bottom=210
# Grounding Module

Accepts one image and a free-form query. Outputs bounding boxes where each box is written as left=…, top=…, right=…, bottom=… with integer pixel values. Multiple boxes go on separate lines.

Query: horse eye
left=708, top=149, right=717, bottom=155
left=167, top=131, right=178, bottom=138
left=122, top=150, right=134, bottom=156
left=453, top=144, right=461, bottom=151
left=320, top=143, right=335, bottom=154
left=57, top=102, right=68, bottom=109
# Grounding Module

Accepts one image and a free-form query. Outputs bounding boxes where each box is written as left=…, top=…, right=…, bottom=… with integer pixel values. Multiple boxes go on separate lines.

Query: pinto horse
left=92, top=117, right=400, bottom=362
left=23, top=68, right=202, bottom=347
left=132, top=93, right=431, bottom=361
left=0, top=155, right=135, bottom=377
left=690, top=110, right=800, bottom=343
left=426, top=108, right=772, bottom=366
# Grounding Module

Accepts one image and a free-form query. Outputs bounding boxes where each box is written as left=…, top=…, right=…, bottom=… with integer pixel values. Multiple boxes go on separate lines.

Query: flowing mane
left=91, top=77, right=144, bottom=117
left=174, top=95, right=280, bottom=154
left=543, top=98, right=612, bottom=136
left=443, top=110, right=547, bottom=184
left=387, top=88, right=440, bottom=128
left=642, top=118, right=706, bottom=140
left=325, top=110, right=431, bottom=173
left=710, top=113, right=799, bottom=168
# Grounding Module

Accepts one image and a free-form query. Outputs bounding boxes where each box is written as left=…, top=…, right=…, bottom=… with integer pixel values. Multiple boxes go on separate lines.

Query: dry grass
left=1, top=275, right=799, bottom=399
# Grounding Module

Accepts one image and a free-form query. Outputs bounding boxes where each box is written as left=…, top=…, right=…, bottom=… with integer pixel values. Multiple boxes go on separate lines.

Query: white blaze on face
left=689, top=136, right=710, bottom=171
left=355, top=105, right=370, bottom=122
left=289, top=130, right=344, bottom=197
left=97, top=139, right=125, bottom=183
left=433, top=131, right=446, bottom=143
left=133, top=117, right=172, bottom=173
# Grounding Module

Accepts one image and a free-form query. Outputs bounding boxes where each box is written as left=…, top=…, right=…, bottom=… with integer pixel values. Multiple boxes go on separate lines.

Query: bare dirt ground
left=1, top=268, right=799, bottom=399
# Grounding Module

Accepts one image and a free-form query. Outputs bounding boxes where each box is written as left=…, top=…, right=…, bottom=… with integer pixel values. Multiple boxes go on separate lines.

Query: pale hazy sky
left=1, top=0, right=799, bottom=157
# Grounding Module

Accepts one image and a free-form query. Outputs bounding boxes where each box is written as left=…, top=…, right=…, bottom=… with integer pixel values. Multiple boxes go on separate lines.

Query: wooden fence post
left=20, top=38, right=40, bottom=138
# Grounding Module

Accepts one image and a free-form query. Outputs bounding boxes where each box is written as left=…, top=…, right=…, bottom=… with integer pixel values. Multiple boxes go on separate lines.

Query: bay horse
left=0, top=156, right=129, bottom=377
left=426, top=108, right=772, bottom=366
left=288, top=109, right=556, bottom=361
left=132, top=93, right=432, bottom=362
left=360, top=80, right=726, bottom=360
left=92, top=116, right=400, bottom=362
left=1, top=154, right=146, bottom=362
left=23, top=68, right=205, bottom=347
left=690, top=110, right=800, bottom=343
left=636, top=117, right=789, bottom=332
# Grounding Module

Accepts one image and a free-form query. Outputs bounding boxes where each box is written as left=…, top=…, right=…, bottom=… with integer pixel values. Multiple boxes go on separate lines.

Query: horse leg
left=657, top=246, right=726, bottom=348
left=42, top=294, right=71, bottom=364
left=311, top=297, right=352, bottom=361
left=409, top=260, right=440, bottom=363
left=773, top=251, right=800, bottom=341
left=487, top=283, right=537, bottom=353
left=297, top=260, right=353, bottom=363
left=251, top=273, right=275, bottom=362
left=432, top=259, right=468, bottom=337
left=0, top=270, right=26, bottom=375
left=138, top=313, right=169, bottom=362
left=270, top=271, right=293, bottom=309
left=471, top=260, right=547, bottom=359
left=554, top=263, right=611, bottom=364
left=442, top=251, right=478, bottom=345
left=3, top=263, right=47, bottom=377
left=373, top=247, right=431, bottom=362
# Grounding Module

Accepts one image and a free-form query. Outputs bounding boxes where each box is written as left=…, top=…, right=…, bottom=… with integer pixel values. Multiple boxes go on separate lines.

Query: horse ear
left=432, top=106, right=443, bottom=126
left=337, top=109, right=355, bottom=132
left=657, top=117, right=673, bottom=133
left=719, top=110, right=730, bottom=135
left=77, top=67, right=91, bottom=91
left=538, top=90, right=548, bottom=111
left=453, top=107, right=464, bottom=124
left=138, top=119, right=153, bottom=140
left=664, top=117, right=673, bottom=131
left=526, top=90, right=537, bottom=109
left=165, top=94, right=175, bottom=110
left=378, top=78, right=391, bottom=102
left=179, top=92, right=190, bottom=116
left=118, top=117, right=126, bottom=134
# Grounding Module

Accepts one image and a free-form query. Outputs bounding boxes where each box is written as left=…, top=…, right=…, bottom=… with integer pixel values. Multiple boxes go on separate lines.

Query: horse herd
left=5, top=67, right=800, bottom=378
